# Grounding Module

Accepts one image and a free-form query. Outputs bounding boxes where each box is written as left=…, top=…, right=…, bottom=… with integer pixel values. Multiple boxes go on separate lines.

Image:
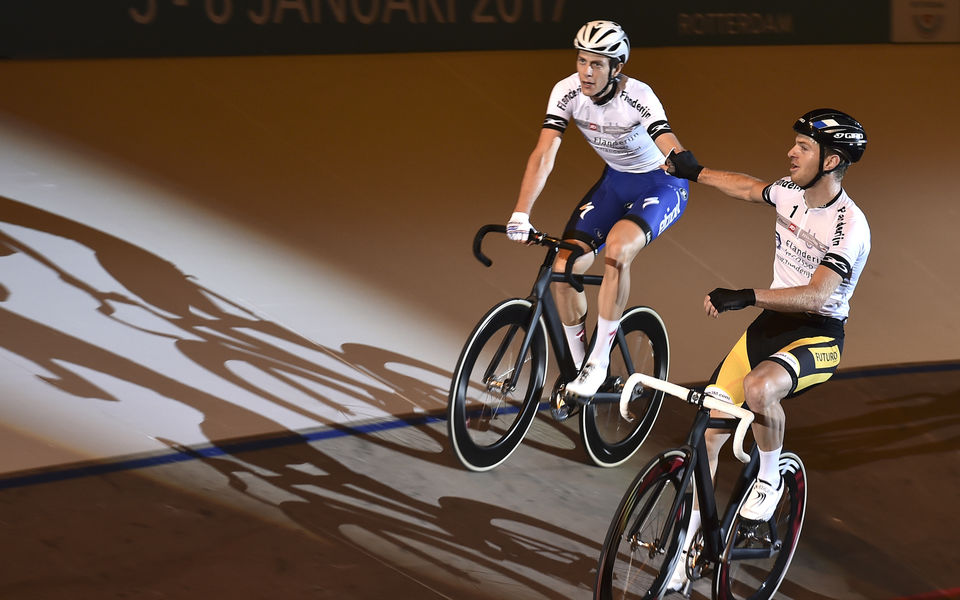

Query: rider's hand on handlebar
left=506, top=211, right=536, bottom=243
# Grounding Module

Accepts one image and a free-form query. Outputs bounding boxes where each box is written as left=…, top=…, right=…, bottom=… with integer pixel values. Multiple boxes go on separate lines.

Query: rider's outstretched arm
left=696, top=168, right=768, bottom=204
left=662, top=149, right=768, bottom=203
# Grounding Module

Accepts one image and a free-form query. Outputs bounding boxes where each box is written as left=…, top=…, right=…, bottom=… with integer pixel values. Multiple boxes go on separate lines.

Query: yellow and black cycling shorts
left=705, top=310, right=845, bottom=407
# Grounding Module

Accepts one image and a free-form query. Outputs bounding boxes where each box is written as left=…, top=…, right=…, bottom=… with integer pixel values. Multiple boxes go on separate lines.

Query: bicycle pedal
left=685, top=530, right=710, bottom=581
left=689, top=559, right=713, bottom=581
left=550, top=394, right=579, bottom=421
left=549, top=378, right=579, bottom=421
left=550, top=402, right=577, bottom=421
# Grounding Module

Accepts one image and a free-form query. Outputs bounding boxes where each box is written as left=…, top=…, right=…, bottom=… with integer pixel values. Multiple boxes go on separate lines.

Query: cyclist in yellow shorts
left=662, top=107, right=870, bottom=591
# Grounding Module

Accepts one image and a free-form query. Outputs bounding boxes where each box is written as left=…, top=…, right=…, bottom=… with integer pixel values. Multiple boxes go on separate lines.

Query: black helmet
left=793, top=108, right=867, bottom=163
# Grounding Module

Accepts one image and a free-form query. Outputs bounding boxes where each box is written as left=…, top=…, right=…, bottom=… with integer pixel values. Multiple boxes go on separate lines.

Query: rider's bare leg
left=742, top=360, right=791, bottom=483
left=587, top=219, right=647, bottom=363
left=552, top=243, right=594, bottom=323
left=552, top=244, right=594, bottom=366
left=564, top=221, right=649, bottom=397
left=596, top=220, right=646, bottom=318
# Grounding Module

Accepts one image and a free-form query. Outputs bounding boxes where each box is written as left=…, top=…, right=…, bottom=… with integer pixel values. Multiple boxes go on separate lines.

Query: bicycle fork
left=481, top=299, right=546, bottom=396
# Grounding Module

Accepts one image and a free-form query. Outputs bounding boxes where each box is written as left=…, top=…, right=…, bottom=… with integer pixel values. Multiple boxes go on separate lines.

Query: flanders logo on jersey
left=810, top=345, right=841, bottom=369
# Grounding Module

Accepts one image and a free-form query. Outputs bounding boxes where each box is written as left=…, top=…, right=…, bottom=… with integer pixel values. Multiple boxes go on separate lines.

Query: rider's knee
left=742, top=372, right=785, bottom=412
left=553, top=246, right=593, bottom=274
left=603, top=237, right=634, bottom=267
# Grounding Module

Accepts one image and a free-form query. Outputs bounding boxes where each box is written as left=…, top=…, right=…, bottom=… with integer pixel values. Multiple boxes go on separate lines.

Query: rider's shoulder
left=552, top=72, right=582, bottom=91
left=621, top=76, right=651, bottom=90
left=619, top=77, right=660, bottom=100
left=762, top=177, right=802, bottom=205
left=548, top=74, right=585, bottom=110
left=771, top=177, right=803, bottom=192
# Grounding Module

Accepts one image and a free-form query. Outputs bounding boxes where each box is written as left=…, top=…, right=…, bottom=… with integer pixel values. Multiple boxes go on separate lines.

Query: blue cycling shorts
left=562, top=166, right=689, bottom=250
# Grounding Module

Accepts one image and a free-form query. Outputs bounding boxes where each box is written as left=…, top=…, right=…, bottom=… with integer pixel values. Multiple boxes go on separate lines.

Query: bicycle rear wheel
left=581, top=306, right=669, bottom=467
left=713, top=453, right=807, bottom=600
left=447, top=299, right=547, bottom=472
left=594, top=449, right=692, bottom=600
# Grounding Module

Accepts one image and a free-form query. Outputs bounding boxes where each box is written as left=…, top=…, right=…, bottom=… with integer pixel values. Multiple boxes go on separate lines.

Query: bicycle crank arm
left=581, top=391, right=620, bottom=405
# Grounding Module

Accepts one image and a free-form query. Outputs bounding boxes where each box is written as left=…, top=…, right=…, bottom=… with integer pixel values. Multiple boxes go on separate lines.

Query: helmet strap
left=800, top=145, right=826, bottom=190
left=592, top=73, right=620, bottom=106
left=800, top=143, right=843, bottom=190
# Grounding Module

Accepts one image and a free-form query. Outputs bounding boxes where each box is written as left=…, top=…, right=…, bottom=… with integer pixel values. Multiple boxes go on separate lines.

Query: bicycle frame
left=593, top=373, right=806, bottom=599
left=619, top=373, right=760, bottom=563
left=664, top=408, right=760, bottom=564
left=521, top=258, right=605, bottom=383
left=453, top=225, right=672, bottom=472
left=474, top=225, right=627, bottom=406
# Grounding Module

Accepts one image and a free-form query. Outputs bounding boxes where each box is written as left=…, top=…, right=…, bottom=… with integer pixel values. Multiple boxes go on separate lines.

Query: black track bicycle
left=594, top=373, right=807, bottom=600
left=447, top=225, right=669, bottom=472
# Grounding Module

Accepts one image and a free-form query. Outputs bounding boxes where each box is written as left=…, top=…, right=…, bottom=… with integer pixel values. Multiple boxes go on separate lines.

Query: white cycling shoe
left=564, top=361, right=607, bottom=399
left=739, top=477, right=784, bottom=522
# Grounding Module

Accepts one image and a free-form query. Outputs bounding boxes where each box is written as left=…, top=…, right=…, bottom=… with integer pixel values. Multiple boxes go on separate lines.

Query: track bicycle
left=447, top=224, right=669, bottom=472
left=594, top=373, right=807, bottom=599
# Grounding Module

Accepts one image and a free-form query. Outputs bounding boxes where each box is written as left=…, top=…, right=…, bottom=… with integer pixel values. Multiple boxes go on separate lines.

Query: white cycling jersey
left=543, top=74, right=673, bottom=174
left=763, top=178, right=871, bottom=320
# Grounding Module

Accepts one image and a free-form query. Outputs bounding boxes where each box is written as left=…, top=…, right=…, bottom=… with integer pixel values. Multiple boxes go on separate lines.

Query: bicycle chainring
left=685, top=528, right=711, bottom=581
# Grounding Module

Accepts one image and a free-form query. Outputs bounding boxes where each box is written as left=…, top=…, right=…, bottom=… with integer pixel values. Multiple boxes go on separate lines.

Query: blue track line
left=1, top=361, right=957, bottom=490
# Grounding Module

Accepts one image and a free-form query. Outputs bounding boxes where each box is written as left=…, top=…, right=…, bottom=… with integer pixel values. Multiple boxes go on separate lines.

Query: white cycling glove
left=506, top=211, right=534, bottom=242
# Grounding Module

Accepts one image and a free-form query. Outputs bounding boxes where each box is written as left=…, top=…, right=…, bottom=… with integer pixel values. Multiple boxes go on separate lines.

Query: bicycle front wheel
left=581, top=306, right=669, bottom=467
left=594, top=449, right=692, bottom=600
left=713, top=452, right=807, bottom=600
left=447, top=299, right=548, bottom=472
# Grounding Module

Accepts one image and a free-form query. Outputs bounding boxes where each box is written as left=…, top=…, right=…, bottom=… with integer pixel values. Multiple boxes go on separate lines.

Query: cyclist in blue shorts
left=663, top=108, right=870, bottom=592
left=506, top=20, right=693, bottom=402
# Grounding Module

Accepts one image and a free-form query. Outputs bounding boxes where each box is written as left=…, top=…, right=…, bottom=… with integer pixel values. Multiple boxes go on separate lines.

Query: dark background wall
left=1, top=0, right=895, bottom=58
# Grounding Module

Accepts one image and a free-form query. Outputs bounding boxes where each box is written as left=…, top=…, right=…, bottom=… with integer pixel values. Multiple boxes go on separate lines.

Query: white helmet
left=574, top=20, right=630, bottom=65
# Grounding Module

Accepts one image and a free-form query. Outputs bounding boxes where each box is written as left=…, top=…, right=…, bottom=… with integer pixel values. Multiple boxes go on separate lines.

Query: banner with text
left=1, top=0, right=891, bottom=59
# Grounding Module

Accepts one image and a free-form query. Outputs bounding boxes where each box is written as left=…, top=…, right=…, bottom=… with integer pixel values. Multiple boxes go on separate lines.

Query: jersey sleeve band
left=820, top=252, right=853, bottom=281
left=543, top=114, right=568, bottom=133
left=761, top=183, right=775, bottom=205
left=646, top=120, right=672, bottom=139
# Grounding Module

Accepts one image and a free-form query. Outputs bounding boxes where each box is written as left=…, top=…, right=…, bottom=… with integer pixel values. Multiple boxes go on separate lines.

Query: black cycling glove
left=708, top=288, right=756, bottom=313
left=666, top=149, right=704, bottom=182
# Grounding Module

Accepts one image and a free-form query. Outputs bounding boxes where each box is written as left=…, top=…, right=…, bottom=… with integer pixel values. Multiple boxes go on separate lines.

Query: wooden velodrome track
left=0, top=43, right=957, bottom=598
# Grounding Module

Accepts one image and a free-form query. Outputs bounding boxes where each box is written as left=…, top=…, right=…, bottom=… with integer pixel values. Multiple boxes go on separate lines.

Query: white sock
left=758, top=446, right=783, bottom=485
left=683, top=507, right=702, bottom=550
left=563, top=321, right=587, bottom=368
left=587, top=316, right=619, bottom=366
